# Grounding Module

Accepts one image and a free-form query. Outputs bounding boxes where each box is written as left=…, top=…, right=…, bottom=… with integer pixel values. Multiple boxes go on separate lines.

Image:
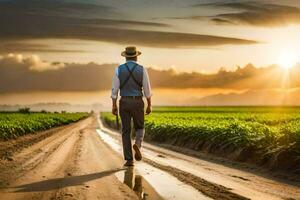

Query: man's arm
left=145, top=97, right=152, bottom=115
left=111, top=68, right=120, bottom=115
left=143, top=68, right=152, bottom=115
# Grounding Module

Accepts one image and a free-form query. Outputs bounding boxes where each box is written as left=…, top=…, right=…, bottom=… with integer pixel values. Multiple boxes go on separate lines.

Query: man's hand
left=145, top=97, right=152, bottom=115
left=112, top=105, right=118, bottom=116
left=146, top=105, right=152, bottom=115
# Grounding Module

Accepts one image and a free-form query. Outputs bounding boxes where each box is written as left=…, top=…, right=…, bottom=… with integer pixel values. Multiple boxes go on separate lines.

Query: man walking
left=111, top=46, right=152, bottom=167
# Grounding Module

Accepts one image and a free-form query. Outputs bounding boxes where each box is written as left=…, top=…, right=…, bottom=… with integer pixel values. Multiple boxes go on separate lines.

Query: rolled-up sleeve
left=143, top=68, right=152, bottom=98
left=111, top=68, right=120, bottom=99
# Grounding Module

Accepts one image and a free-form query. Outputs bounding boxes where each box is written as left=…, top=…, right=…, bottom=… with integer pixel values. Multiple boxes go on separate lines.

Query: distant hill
left=191, top=89, right=300, bottom=106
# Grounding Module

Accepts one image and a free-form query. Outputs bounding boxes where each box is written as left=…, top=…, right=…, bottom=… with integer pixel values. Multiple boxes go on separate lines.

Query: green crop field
left=0, top=112, right=89, bottom=140
left=101, top=107, right=300, bottom=169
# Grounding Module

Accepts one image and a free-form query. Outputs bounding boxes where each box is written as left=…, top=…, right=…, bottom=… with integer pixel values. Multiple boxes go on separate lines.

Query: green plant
left=100, top=106, right=300, bottom=164
left=0, top=112, right=89, bottom=140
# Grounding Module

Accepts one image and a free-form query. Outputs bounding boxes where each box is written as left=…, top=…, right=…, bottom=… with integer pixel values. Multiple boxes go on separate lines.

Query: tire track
left=0, top=116, right=140, bottom=200
left=0, top=118, right=90, bottom=187
left=0, top=118, right=91, bottom=200
left=143, top=158, right=249, bottom=200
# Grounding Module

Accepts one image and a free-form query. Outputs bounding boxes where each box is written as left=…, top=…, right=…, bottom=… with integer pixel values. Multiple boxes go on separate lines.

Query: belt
left=121, top=96, right=142, bottom=99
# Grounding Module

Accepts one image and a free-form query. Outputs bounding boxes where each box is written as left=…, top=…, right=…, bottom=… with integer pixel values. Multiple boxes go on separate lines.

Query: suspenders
left=120, top=63, right=143, bottom=89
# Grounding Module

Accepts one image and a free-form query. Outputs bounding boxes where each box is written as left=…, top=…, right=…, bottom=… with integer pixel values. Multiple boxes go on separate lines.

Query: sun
left=277, top=51, right=298, bottom=70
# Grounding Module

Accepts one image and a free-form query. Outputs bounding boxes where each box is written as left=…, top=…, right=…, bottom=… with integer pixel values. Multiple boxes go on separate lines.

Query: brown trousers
left=119, top=97, right=145, bottom=161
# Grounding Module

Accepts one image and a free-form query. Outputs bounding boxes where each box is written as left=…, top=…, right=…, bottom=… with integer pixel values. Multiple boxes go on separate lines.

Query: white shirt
left=111, top=61, right=152, bottom=99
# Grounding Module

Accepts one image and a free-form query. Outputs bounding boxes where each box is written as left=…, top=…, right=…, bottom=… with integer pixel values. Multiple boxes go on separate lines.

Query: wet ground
left=98, top=128, right=211, bottom=200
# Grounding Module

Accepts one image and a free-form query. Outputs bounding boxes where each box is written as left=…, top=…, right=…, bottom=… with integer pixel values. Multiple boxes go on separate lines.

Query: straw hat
left=121, top=46, right=142, bottom=57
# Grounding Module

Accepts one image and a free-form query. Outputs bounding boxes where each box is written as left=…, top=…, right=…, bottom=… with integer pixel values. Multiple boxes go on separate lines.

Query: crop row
left=101, top=107, right=300, bottom=168
left=0, top=113, right=89, bottom=140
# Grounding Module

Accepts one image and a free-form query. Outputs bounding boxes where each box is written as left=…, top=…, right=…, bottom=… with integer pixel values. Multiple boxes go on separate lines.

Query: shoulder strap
left=126, top=64, right=143, bottom=88
left=119, top=63, right=142, bottom=89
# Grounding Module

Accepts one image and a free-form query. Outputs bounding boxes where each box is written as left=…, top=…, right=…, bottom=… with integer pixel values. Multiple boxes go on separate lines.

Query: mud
left=0, top=125, right=68, bottom=160
left=97, top=127, right=249, bottom=200
left=0, top=116, right=139, bottom=200
left=143, top=158, right=249, bottom=200
left=115, top=167, right=163, bottom=200
left=97, top=128, right=211, bottom=200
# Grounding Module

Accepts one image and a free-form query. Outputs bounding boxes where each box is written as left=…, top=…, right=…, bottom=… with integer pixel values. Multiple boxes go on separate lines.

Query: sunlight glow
left=277, top=51, right=298, bottom=70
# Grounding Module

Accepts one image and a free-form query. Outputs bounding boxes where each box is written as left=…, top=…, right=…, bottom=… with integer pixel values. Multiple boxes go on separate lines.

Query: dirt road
left=0, top=115, right=299, bottom=200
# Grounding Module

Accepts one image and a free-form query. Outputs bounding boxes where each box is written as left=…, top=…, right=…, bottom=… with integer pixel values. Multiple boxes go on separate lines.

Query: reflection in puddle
left=116, top=167, right=164, bottom=200
left=123, top=167, right=147, bottom=200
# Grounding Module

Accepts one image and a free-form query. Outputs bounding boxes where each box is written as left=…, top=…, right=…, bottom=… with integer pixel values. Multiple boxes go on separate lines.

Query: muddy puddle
left=115, top=166, right=163, bottom=200
left=96, top=129, right=212, bottom=200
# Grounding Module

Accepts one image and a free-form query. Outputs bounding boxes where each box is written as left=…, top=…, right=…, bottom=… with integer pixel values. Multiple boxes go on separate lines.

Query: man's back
left=118, top=61, right=143, bottom=97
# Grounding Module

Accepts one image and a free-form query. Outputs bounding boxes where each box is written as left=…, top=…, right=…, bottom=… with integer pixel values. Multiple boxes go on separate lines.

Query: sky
left=1, top=0, right=300, bottom=71
left=1, top=0, right=300, bottom=107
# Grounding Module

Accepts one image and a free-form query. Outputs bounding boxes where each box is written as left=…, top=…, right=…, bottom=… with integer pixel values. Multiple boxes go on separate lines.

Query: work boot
left=133, top=144, right=142, bottom=161
left=124, top=160, right=134, bottom=167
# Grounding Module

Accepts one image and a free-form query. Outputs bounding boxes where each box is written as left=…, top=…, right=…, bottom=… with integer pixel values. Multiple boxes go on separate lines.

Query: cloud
left=211, top=18, right=236, bottom=25
left=193, top=1, right=300, bottom=27
left=0, top=41, right=86, bottom=53
left=0, top=54, right=115, bottom=92
left=0, top=0, right=258, bottom=48
left=1, top=54, right=300, bottom=93
left=1, top=54, right=65, bottom=71
left=163, top=16, right=206, bottom=20
left=148, top=63, right=300, bottom=89
left=0, top=0, right=117, bottom=18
